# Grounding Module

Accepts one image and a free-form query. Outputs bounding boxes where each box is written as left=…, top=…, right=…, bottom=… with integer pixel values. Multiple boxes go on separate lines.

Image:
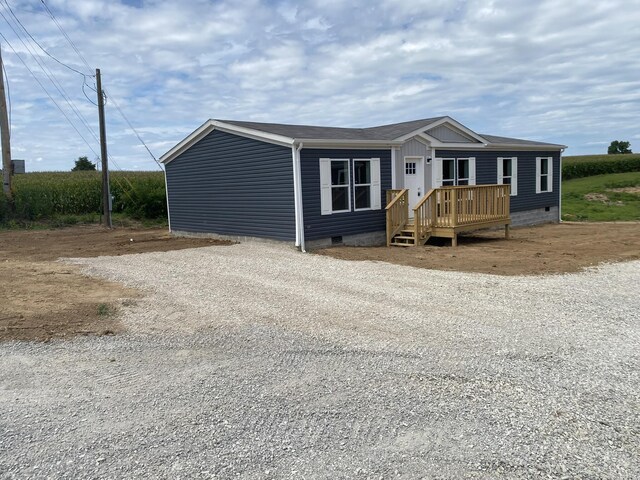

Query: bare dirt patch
left=0, top=226, right=229, bottom=342
left=315, top=222, right=640, bottom=276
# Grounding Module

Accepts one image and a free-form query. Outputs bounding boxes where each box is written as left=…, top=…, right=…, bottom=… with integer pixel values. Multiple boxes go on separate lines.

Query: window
left=457, top=158, right=469, bottom=185
left=497, top=157, right=518, bottom=196
left=439, top=157, right=474, bottom=186
left=536, top=157, right=553, bottom=193
left=320, top=158, right=381, bottom=215
left=442, top=158, right=455, bottom=186
left=405, top=161, right=416, bottom=175
left=330, top=160, right=350, bottom=212
left=353, top=160, right=372, bottom=210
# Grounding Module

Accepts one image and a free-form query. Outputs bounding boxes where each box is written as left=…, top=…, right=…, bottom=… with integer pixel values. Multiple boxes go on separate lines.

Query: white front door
left=404, top=157, right=424, bottom=212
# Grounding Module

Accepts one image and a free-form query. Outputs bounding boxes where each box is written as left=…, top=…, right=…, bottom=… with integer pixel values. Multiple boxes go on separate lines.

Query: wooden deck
left=386, top=185, right=511, bottom=247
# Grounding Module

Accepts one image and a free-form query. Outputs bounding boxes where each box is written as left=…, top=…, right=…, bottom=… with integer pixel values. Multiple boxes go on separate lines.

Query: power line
left=0, top=31, right=101, bottom=160
left=0, top=7, right=100, bottom=153
left=104, top=90, right=163, bottom=170
left=40, top=0, right=93, bottom=74
left=2, top=0, right=92, bottom=78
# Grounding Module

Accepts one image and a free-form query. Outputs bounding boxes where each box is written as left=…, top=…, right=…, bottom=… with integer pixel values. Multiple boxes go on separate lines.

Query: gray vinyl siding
left=436, top=150, right=561, bottom=212
left=301, top=148, right=392, bottom=240
left=165, top=130, right=295, bottom=240
left=426, top=125, right=477, bottom=143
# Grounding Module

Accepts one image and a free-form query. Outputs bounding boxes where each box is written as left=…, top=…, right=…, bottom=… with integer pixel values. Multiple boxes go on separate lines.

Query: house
left=160, top=117, right=566, bottom=250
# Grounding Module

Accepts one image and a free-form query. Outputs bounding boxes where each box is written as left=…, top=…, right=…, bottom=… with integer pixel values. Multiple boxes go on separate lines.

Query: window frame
left=497, top=157, right=518, bottom=196
left=536, top=156, right=553, bottom=194
left=353, top=159, right=372, bottom=211
left=329, top=159, right=351, bottom=213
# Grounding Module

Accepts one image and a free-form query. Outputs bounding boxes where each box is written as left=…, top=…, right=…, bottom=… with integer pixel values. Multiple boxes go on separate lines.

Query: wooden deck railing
left=413, top=188, right=436, bottom=243
left=419, top=184, right=510, bottom=228
left=385, top=188, right=409, bottom=246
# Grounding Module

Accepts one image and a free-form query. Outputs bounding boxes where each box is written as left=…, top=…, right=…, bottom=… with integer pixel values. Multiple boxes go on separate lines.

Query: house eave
left=160, top=120, right=295, bottom=164
left=295, top=138, right=403, bottom=148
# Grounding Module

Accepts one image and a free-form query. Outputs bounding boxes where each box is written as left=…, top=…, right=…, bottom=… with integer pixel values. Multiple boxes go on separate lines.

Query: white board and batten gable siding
left=319, top=157, right=381, bottom=215
left=425, top=125, right=479, bottom=143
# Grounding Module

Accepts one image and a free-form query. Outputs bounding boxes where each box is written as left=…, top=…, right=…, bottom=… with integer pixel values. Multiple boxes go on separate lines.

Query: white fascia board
left=393, top=116, right=488, bottom=144
left=161, top=119, right=295, bottom=164
left=297, top=139, right=403, bottom=147
left=483, top=143, right=567, bottom=151
left=160, top=119, right=215, bottom=164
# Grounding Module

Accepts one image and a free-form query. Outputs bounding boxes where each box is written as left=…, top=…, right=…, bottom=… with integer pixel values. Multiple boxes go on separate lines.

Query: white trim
left=370, top=158, right=381, bottom=210
left=320, top=158, right=351, bottom=214
left=558, top=154, right=563, bottom=221
left=161, top=119, right=294, bottom=164
left=536, top=157, right=553, bottom=193
left=391, top=148, right=397, bottom=189
left=353, top=159, right=372, bottom=211
left=497, top=157, right=518, bottom=196
left=163, top=168, right=171, bottom=232
left=468, top=157, right=476, bottom=185
left=433, top=157, right=443, bottom=188
left=295, top=143, right=305, bottom=251
left=395, top=116, right=488, bottom=144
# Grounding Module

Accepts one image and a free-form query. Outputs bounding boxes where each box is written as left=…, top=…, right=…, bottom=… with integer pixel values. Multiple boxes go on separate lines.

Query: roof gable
left=425, top=124, right=480, bottom=143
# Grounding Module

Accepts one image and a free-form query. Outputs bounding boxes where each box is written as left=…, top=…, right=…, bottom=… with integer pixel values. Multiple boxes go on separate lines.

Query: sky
left=0, top=0, right=639, bottom=171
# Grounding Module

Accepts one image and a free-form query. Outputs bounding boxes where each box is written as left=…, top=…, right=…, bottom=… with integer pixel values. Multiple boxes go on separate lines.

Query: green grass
left=562, top=171, right=640, bottom=221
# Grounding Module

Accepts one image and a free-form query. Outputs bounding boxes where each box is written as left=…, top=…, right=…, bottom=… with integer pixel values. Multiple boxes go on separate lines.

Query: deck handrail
left=428, top=184, right=511, bottom=228
left=413, top=188, right=436, bottom=242
left=385, top=188, right=409, bottom=246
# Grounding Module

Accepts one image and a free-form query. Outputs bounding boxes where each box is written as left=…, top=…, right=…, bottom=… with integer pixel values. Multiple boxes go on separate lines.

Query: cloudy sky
left=1, top=0, right=638, bottom=171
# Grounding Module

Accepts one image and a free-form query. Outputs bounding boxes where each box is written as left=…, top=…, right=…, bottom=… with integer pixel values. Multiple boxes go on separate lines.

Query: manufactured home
left=160, top=117, right=566, bottom=249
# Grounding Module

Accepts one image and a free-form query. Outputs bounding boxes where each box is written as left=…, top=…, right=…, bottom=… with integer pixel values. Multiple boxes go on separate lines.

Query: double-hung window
left=353, top=160, right=372, bottom=210
left=536, top=157, right=553, bottom=193
left=436, top=157, right=475, bottom=187
left=320, top=158, right=381, bottom=215
left=497, top=157, right=518, bottom=195
left=330, top=160, right=350, bottom=212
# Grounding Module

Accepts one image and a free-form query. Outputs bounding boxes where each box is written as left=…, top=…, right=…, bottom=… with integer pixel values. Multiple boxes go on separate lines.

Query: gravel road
left=1, top=243, right=639, bottom=479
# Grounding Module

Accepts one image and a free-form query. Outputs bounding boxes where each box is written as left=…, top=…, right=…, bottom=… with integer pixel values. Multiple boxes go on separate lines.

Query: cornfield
left=0, top=171, right=166, bottom=222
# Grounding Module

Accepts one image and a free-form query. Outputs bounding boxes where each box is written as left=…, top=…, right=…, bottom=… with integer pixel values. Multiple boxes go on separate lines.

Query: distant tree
left=71, top=156, right=96, bottom=171
left=607, top=140, right=632, bottom=154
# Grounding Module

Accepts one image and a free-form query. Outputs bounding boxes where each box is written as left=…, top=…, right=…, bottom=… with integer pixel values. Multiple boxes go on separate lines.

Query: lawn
left=562, top=171, right=640, bottom=221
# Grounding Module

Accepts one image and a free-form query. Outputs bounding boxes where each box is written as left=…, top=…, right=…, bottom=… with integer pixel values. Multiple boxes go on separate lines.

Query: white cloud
left=1, top=0, right=639, bottom=171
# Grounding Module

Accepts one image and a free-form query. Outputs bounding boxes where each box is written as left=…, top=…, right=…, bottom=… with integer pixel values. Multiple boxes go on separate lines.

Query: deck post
left=451, top=188, right=458, bottom=226
left=505, top=224, right=510, bottom=240
left=452, top=233, right=457, bottom=247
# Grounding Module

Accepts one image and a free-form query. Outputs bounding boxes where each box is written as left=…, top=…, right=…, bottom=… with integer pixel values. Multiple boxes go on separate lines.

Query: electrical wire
left=0, top=32, right=101, bottom=160
left=104, top=90, right=164, bottom=170
left=2, top=0, right=92, bottom=78
left=0, top=7, right=101, bottom=154
left=40, top=0, right=93, bottom=74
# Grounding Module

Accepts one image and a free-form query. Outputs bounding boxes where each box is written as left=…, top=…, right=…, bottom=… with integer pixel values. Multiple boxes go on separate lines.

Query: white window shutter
left=319, top=158, right=332, bottom=215
left=370, top=158, right=381, bottom=210
left=511, top=158, right=518, bottom=196
left=547, top=157, right=553, bottom=193
left=497, top=157, right=504, bottom=184
left=468, top=157, right=476, bottom=185
left=535, top=157, right=541, bottom=193
left=433, top=158, right=443, bottom=187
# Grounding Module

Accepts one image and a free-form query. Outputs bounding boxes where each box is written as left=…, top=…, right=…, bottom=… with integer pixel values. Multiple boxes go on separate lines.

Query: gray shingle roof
left=219, top=117, right=445, bottom=141
left=479, top=133, right=563, bottom=147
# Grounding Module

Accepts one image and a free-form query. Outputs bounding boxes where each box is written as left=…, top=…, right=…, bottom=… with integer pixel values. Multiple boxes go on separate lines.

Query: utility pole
left=95, top=68, right=111, bottom=227
left=0, top=45, right=12, bottom=200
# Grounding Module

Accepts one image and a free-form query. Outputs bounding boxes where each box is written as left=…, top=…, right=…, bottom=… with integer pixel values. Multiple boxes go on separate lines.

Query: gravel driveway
left=1, top=243, right=639, bottom=479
